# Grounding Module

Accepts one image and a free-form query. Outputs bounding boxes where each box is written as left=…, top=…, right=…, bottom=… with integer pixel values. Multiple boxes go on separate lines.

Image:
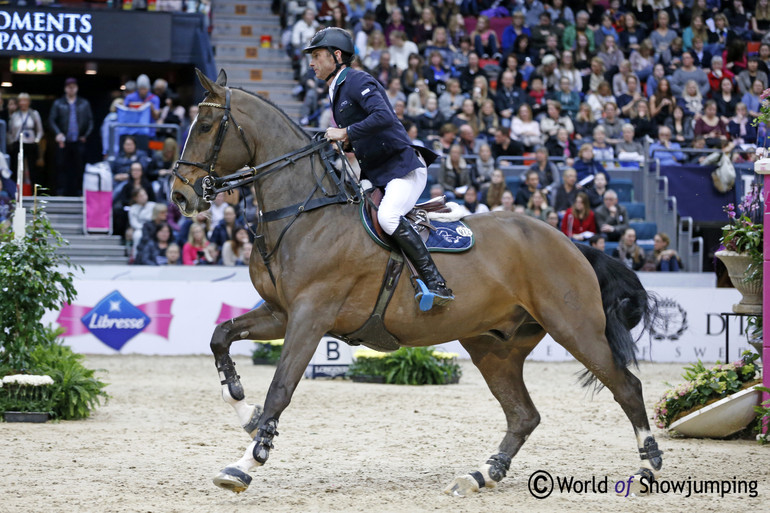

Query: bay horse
left=171, top=69, right=663, bottom=496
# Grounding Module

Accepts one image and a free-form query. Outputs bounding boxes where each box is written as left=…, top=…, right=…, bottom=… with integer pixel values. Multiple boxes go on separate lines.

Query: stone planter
left=3, top=411, right=50, bottom=423
left=715, top=250, right=762, bottom=314
left=669, top=386, right=762, bottom=438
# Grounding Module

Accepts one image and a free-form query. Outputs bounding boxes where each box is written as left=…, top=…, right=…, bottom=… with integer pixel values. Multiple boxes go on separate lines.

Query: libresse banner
left=42, top=279, right=753, bottom=363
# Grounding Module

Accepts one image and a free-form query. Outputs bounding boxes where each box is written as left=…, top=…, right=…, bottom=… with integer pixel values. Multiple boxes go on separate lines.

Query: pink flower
left=761, top=88, right=770, bottom=100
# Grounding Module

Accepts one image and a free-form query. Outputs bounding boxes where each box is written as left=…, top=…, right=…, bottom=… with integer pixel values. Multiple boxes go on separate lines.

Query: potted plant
left=347, top=347, right=461, bottom=385
left=716, top=184, right=764, bottom=314
left=252, top=339, right=284, bottom=365
left=653, top=351, right=762, bottom=438
left=0, top=374, right=55, bottom=422
left=756, top=386, right=770, bottom=444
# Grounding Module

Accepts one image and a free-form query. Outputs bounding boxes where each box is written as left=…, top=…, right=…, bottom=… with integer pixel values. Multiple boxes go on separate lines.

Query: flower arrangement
left=756, top=386, right=770, bottom=444
left=347, top=347, right=461, bottom=385
left=252, top=339, right=284, bottom=365
left=653, top=351, right=760, bottom=430
left=0, top=374, right=55, bottom=414
left=720, top=182, right=764, bottom=283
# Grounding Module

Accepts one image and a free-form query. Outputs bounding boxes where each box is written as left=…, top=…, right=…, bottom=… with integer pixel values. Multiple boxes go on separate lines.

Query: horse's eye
left=199, top=123, right=212, bottom=133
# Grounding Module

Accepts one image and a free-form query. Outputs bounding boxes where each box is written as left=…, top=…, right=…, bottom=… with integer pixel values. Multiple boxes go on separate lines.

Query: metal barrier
left=107, top=123, right=182, bottom=157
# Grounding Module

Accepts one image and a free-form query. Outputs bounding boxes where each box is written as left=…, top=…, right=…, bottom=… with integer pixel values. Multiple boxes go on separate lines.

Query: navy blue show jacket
left=332, top=67, right=437, bottom=187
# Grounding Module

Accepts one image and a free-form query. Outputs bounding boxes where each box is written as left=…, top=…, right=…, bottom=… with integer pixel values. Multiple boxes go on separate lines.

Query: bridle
left=172, top=88, right=255, bottom=201
left=172, top=85, right=362, bottom=286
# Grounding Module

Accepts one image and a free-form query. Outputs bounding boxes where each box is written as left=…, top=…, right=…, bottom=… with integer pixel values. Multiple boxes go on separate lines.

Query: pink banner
left=56, top=304, right=93, bottom=337
left=137, top=299, right=174, bottom=339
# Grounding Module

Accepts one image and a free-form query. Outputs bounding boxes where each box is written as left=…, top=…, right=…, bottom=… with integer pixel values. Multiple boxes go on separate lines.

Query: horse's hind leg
left=445, top=329, right=543, bottom=496
left=211, top=302, right=286, bottom=437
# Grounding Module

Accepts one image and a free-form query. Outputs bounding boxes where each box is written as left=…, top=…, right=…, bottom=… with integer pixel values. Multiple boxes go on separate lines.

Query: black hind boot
left=390, top=217, right=454, bottom=310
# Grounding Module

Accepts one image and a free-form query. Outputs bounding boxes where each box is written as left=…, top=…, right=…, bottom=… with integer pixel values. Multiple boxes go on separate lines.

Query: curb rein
left=172, top=88, right=362, bottom=286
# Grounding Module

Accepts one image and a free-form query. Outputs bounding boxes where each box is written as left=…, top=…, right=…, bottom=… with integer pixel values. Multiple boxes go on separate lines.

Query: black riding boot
left=390, top=217, right=454, bottom=309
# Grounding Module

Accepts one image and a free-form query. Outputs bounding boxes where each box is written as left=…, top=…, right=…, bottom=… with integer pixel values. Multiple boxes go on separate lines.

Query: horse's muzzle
left=171, top=183, right=209, bottom=217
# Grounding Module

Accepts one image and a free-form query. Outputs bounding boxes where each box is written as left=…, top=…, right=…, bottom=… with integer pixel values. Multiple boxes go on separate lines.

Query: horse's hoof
left=617, top=472, right=654, bottom=497
left=213, top=467, right=252, bottom=494
left=443, top=475, right=480, bottom=497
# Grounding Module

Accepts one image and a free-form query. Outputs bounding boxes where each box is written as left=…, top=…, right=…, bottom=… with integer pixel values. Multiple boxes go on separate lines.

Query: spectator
left=665, top=105, right=695, bottom=146
left=585, top=81, right=615, bottom=120
left=347, top=0, right=371, bottom=26
left=585, top=169, right=609, bottom=208
left=470, top=15, right=499, bottom=59
left=546, top=126, right=577, bottom=160
left=649, top=125, right=686, bottom=165
left=8, top=92, right=44, bottom=190
left=401, top=53, right=425, bottom=96
left=554, top=50, right=582, bottom=94
left=583, top=57, right=606, bottom=95
left=513, top=34, right=538, bottom=70
left=480, top=168, right=506, bottom=209
left=690, top=35, right=713, bottom=69
left=452, top=98, right=480, bottom=136
left=526, top=76, right=548, bottom=118
left=589, top=233, right=606, bottom=252
left=573, top=32, right=592, bottom=74
left=412, top=5, right=437, bottom=47
left=547, top=0, right=575, bottom=30
left=660, top=37, right=685, bottom=77
left=678, top=79, right=705, bottom=118
left=683, top=14, right=709, bottom=51
left=644, top=232, right=682, bottom=272
left=490, top=127, right=525, bottom=159
left=470, top=74, right=493, bottom=112
left=540, top=100, right=574, bottom=139
left=611, top=60, right=635, bottom=98
left=111, top=136, right=153, bottom=193
left=165, top=243, right=181, bottom=266
left=713, top=77, right=739, bottom=119
left=629, top=39, right=656, bottom=85
left=495, top=71, right=528, bottom=128
left=553, top=167, right=579, bottom=215
left=48, top=77, right=93, bottom=197
left=645, top=63, right=667, bottom=100
left=446, top=13, right=466, bottom=48
left=385, top=77, right=407, bottom=108
left=594, top=189, right=628, bottom=242
left=492, top=189, right=516, bottom=212
left=440, top=144, right=472, bottom=198
left=549, top=75, right=581, bottom=120
left=457, top=123, right=484, bottom=154
left=450, top=36, right=473, bottom=71
left=545, top=210, right=560, bottom=228
left=415, top=95, right=445, bottom=142
left=459, top=185, right=490, bottom=215
left=182, top=222, right=211, bottom=265
left=124, top=74, right=160, bottom=123
left=127, top=187, right=156, bottom=254
left=535, top=54, right=560, bottom=94
left=708, top=13, right=735, bottom=57
left=502, top=12, right=531, bottom=55
left=598, top=35, right=624, bottom=76
left=649, top=78, right=676, bottom=125
left=0, top=177, right=11, bottom=225
left=376, top=0, right=401, bottom=30
left=458, top=52, right=487, bottom=94
left=436, top=123, right=458, bottom=155
left=528, top=146, right=561, bottom=192
left=222, top=227, right=253, bottom=266
left=318, top=0, right=347, bottom=23
left=561, top=191, right=597, bottom=241
left=574, top=144, right=607, bottom=184
left=728, top=102, right=757, bottom=145
left=425, top=25, right=456, bottom=66
left=497, top=54, right=525, bottom=91
left=591, top=126, right=615, bottom=167
left=388, top=31, right=419, bottom=72
left=515, top=170, right=541, bottom=206
left=208, top=192, right=228, bottom=232
left=135, top=202, right=172, bottom=254
left=361, top=30, right=387, bottom=71
left=752, top=0, right=770, bottom=41
left=736, top=57, right=768, bottom=97
left=151, top=137, right=179, bottom=200
left=474, top=144, right=495, bottom=185
left=135, top=222, right=173, bottom=266
left=743, top=79, right=764, bottom=119
left=353, top=11, right=380, bottom=49
left=615, top=123, right=646, bottom=163
left=694, top=99, right=728, bottom=147
left=613, top=227, right=646, bottom=270
left=573, top=102, right=597, bottom=142
left=562, top=11, right=595, bottom=53
left=531, top=12, right=559, bottom=55
left=631, top=99, right=658, bottom=140
left=511, top=104, right=543, bottom=152
left=650, top=10, right=677, bottom=56
left=671, top=51, right=710, bottom=97
left=525, top=189, right=554, bottom=222
left=478, top=99, right=500, bottom=143
left=706, top=55, right=734, bottom=95
left=210, top=205, right=242, bottom=250
left=619, top=12, right=646, bottom=55
left=406, top=79, right=430, bottom=118
left=597, top=12, right=619, bottom=45
left=617, top=75, right=642, bottom=118
left=599, top=102, right=624, bottom=145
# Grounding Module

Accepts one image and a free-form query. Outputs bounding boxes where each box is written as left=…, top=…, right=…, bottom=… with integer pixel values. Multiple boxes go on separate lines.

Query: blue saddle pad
left=360, top=203, right=475, bottom=253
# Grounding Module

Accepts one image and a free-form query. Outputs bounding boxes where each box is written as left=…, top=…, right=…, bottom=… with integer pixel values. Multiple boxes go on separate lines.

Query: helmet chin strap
left=324, top=49, right=344, bottom=82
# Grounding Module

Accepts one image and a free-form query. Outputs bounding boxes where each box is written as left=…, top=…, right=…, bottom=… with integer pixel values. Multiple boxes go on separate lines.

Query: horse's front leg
left=213, top=300, right=332, bottom=493
left=211, top=302, right=287, bottom=438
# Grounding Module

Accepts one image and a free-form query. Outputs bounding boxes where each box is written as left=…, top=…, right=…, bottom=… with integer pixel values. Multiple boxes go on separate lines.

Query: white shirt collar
left=328, top=67, right=345, bottom=105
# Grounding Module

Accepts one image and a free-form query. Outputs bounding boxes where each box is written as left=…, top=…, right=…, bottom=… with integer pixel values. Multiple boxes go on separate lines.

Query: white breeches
left=378, top=165, right=427, bottom=235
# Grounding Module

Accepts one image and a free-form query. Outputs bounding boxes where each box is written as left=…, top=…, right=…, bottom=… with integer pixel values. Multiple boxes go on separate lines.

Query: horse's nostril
left=172, top=191, right=186, bottom=207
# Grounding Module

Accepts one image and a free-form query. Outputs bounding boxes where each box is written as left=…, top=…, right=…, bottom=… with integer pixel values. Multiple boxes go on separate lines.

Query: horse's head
left=171, top=69, right=255, bottom=216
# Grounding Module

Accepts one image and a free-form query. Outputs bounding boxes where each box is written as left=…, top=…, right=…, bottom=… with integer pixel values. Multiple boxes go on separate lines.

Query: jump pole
left=755, top=159, right=770, bottom=432
left=12, top=139, right=26, bottom=240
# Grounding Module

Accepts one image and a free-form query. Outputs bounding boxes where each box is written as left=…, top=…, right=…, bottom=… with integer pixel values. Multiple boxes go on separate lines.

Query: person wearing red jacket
left=561, top=191, right=597, bottom=242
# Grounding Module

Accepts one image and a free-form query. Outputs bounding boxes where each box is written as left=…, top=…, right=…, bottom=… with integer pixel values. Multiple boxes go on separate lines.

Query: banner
left=42, top=276, right=754, bottom=363
left=658, top=164, right=740, bottom=222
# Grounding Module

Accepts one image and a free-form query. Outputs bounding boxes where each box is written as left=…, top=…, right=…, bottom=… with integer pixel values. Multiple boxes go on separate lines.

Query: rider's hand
left=325, top=127, right=348, bottom=143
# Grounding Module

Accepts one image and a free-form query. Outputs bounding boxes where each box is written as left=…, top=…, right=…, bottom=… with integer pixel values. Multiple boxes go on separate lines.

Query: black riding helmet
left=303, top=28, right=355, bottom=81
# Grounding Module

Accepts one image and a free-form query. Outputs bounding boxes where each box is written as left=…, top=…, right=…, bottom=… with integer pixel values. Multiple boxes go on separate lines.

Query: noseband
left=172, top=87, right=255, bottom=200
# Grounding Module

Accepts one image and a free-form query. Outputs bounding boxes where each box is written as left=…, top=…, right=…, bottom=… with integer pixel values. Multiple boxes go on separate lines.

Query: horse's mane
left=232, top=87, right=311, bottom=142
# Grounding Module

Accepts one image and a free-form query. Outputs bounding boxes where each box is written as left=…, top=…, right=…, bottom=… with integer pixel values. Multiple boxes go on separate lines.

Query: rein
left=172, top=87, right=363, bottom=286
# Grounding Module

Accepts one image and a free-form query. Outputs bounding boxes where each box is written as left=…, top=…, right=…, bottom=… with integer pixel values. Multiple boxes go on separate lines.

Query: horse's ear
left=216, top=69, right=228, bottom=86
left=196, top=68, right=225, bottom=94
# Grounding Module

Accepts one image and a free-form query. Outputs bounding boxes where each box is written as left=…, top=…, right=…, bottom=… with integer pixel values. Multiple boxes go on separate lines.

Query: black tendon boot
left=390, top=217, right=454, bottom=310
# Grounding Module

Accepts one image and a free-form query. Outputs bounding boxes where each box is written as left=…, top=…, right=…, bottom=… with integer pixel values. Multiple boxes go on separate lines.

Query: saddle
left=365, top=188, right=451, bottom=242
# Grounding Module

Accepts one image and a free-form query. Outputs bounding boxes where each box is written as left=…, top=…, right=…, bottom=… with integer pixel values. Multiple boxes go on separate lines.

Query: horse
left=170, top=69, right=663, bottom=496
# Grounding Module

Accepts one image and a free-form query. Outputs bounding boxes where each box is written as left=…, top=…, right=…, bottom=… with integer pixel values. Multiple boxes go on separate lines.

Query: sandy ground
left=1, top=354, right=768, bottom=513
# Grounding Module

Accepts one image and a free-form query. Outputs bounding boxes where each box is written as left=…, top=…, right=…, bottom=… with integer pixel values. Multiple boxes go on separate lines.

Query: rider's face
left=310, top=49, right=338, bottom=81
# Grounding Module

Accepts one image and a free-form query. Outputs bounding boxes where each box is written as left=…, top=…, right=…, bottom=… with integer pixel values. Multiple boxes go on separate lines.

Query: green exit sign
left=11, top=57, right=53, bottom=74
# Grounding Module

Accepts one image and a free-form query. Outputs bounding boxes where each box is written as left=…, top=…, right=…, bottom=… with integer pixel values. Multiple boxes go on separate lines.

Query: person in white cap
left=536, top=54, right=559, bottom=93
left=124, top=74, right=160, bottom=121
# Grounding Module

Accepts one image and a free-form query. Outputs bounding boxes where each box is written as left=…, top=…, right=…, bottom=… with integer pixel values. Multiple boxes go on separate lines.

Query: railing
left=106, top=123, right=182, bottom=157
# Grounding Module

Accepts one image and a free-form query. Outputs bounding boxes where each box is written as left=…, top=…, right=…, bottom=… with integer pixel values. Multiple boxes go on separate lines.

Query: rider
left=304, top=28, right=454, bottom=308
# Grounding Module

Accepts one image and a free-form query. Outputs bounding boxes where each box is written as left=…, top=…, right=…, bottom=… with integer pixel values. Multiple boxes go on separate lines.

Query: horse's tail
left=575, top=244, right=659, bottom=389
